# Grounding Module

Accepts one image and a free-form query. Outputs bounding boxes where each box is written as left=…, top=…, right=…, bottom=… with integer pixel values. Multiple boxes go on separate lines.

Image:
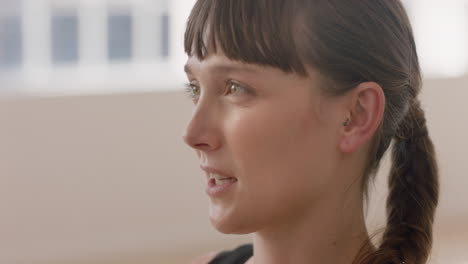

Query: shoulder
left=190, top=250, right=220, bottom=264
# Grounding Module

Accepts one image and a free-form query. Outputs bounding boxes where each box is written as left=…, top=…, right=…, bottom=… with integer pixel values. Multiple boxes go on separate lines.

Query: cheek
left=226, top=102, right=335, bottom=208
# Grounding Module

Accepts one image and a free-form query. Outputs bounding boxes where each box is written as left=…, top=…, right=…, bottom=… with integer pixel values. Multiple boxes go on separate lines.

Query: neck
left=248, top=191, right=370, bottom=264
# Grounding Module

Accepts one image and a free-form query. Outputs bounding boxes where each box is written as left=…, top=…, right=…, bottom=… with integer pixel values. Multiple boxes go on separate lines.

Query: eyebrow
left=184, top=63, right=260, bottom=75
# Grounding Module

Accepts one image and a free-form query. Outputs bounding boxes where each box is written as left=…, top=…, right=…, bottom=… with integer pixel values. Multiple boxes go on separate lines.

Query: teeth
left=214, top=178, right=236, bottom=186
left=209, top=173, right=230, bottom=180
left=209, top=173, right=236, bottom=186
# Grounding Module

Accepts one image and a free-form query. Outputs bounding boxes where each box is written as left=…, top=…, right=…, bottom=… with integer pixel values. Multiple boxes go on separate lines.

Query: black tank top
left=208, top=244, right=253, bottom=264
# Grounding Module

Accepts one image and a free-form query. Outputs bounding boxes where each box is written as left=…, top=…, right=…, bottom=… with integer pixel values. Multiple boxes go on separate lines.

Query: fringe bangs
left=184, top=0, right=307, bottom=75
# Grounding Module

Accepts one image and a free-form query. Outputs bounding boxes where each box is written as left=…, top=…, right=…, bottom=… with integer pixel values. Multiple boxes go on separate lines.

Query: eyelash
left=183, top=80, right=250, bottom=100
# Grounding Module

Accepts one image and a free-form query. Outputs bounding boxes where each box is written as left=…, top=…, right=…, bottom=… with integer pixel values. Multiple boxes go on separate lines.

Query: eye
left=226, top=81, right=249, bottom=96
left=184, top=83, right=200, bottom=100
left=183, top=80, right=251, bottom=101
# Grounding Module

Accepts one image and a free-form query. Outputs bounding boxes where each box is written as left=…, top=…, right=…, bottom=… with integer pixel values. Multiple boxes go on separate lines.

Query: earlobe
left=339, top=82, right=385, bottom=154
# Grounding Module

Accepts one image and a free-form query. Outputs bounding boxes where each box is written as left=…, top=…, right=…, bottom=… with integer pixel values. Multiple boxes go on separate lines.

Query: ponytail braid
left=360, top=99, right=440, bottom=264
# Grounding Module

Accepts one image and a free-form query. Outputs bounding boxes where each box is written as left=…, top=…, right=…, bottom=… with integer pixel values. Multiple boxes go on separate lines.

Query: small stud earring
left=342, top=118, right=350, bottom=127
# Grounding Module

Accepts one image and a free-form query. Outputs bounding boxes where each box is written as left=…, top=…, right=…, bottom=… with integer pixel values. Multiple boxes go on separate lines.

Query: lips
left=200, top=164, right=236, bottom=179
left=200, top=165, right=239, bottom=197
left=205, top=174, right=237, bottom=197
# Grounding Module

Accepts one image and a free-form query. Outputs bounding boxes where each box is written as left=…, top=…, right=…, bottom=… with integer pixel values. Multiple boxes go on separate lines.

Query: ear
left=339, top=82, right=385, bottom=153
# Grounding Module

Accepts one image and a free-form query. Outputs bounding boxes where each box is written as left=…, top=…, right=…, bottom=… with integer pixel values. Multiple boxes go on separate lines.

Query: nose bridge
left=182, top=96, right=220, bottom=149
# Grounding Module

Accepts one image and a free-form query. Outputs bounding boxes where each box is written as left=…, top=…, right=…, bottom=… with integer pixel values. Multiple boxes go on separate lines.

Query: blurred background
left=0, top=0, right=467, bottom=263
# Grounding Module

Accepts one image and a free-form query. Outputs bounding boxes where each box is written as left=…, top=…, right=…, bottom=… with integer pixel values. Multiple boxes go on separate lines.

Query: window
left=108, top=13, right=133, bottom=61
left=0, top=16, right=22, bottom=67
left=0, top=0, right=212, bottom=96
left=51, top=13, right=79, bottom=64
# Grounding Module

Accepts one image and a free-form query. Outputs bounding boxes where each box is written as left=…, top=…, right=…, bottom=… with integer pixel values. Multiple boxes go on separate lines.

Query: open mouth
left=209, top=177, right=237, bottom=186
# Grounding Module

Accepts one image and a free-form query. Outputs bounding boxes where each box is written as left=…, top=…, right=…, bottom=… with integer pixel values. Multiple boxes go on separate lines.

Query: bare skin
left=183, top=50, right=385, bottom=264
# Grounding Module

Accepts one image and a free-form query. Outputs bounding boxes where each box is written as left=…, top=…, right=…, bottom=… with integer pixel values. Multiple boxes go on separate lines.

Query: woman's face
left=182, top=51, right=346, bottom=234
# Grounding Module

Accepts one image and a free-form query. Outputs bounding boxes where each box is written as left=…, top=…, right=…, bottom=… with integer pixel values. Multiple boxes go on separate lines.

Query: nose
left=181, top=101, right=221, bottom=152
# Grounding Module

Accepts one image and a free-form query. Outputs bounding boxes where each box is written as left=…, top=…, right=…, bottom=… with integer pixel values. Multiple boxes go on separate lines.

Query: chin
left=209, top=214, right=258, bottom=235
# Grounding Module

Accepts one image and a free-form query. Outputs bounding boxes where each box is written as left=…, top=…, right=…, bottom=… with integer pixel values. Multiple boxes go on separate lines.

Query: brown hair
left=184, top=1, right=439, bottom=263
